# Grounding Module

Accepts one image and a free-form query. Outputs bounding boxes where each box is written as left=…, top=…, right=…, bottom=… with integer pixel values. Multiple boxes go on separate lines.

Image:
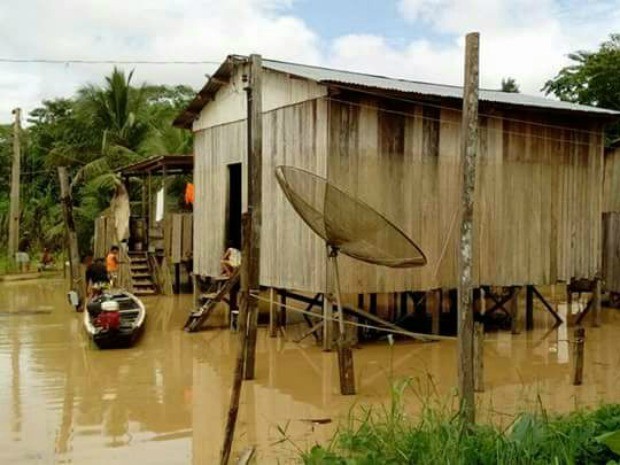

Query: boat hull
left=84, top=290, right=146, bottom=350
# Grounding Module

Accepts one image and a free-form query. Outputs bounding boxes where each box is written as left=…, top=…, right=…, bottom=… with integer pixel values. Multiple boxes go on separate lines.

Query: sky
left=0, top=0, right=619, bottom=124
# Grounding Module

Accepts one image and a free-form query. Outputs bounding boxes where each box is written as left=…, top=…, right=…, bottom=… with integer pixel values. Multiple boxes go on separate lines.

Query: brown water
left=1, top=279, right=620, bottom=464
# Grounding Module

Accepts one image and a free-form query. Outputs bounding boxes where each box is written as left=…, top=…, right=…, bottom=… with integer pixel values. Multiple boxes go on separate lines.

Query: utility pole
left=8, top=108, right=22, bottom=267
left=58, top=167, right=84, bottom=305
left=243, top=53, right=263, bottom=381
left=457, top=32, right=480, bottom=425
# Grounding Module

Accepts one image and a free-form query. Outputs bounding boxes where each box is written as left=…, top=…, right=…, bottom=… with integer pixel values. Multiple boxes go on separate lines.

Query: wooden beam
left=243, top=54, right=263, bottom=381
left=457, top=31, right=480, bottom=425
left=531, top=285, right=563, bottom=324
left=526, top=285, right=534, bottom=330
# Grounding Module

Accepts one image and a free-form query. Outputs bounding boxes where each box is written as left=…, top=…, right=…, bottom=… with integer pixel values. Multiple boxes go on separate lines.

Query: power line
left=0, top=58, right=222, bottom=65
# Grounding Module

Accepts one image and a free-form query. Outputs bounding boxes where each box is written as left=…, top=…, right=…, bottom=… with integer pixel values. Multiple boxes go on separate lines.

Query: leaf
left=597, top=431, right=620, bottom=455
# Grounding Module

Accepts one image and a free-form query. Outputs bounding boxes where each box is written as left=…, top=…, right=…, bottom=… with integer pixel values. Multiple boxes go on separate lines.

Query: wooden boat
left=84, top=290, right=146, bottom=349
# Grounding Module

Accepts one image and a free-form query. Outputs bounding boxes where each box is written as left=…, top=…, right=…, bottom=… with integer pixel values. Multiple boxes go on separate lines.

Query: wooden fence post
left=572, top=326, right=585, bottom=385
left=457, top=31, right=480, bottom=425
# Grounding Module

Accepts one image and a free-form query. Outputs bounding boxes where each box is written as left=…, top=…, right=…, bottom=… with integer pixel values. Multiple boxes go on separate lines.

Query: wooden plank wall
left=193, top=100, right=328, bottom=290
left=163, top=212, right=193, bottom=263
left=603, top=147, right=620, bottom=213
left=193, top=95, right=604, bottom=294
left=327, top=97, right=604, bottom=293
left=602, top=212, right=620, bottom=292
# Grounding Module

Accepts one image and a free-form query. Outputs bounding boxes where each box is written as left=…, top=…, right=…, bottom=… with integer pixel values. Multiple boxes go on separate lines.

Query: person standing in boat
left=86, top=258, right=109, bottom=297
left=106, top=246, right=120, bottom=287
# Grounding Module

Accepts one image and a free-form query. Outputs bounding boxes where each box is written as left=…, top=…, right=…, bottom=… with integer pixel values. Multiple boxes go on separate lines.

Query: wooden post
left=457, top=32, right=480, bottom=425
left=322, top=293, right=334, bottom=351
left=331, top=251, right=355, bottom=395
left=243, top=54, right=263, bottom=381
left=474, top=287, right=485, bottom=392
left=526, top=285, right=534, bottom=331
left=8, top=108, right=21, bottom=267
left=268, top=288, right=277, bottom=337
left=58, top=167, right=84, bottom=305
left=220, top=214, right=251, bottom=465
left=510, top=287, right=522, bottom=335
left=592, top=279, right=601, bottom=327
left=278, top=290, right=287, bottom=334
left=572, top=326, right=585, bottom=385
left=175, top=263, right=181, bottom=294
left=431, top=289, right=441, bottom=335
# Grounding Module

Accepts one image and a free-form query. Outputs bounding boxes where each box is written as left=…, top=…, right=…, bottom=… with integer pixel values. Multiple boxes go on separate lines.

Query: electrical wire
left=249, top=291, right=457, bottom=341
left=0, top=58, right=221, bottom=65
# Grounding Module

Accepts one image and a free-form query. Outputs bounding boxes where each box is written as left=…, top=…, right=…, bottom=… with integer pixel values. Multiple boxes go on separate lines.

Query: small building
left=603, top=141, right=620, bottom=295
left=175, top=55, right=618, bottom=302
left=94, top=154, right=194, bottom=295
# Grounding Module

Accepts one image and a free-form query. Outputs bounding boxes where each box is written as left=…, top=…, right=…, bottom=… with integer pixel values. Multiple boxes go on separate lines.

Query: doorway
left=226, top=163, right=242, bottom=249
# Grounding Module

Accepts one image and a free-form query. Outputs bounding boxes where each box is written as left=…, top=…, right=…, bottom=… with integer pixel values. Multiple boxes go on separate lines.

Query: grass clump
left=300, top=379, right=620, bottom=465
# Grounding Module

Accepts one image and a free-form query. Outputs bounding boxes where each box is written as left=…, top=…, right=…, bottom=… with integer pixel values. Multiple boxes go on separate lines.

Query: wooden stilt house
left=110, top=154, right=194, bottom=295
left=175, top=55, right=618, bottom=323
left=602, top=141, right=620, bottom=295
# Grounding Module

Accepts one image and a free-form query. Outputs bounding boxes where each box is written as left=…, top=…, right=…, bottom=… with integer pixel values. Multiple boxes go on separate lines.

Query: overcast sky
left=0, top=0, right=618, bottom=124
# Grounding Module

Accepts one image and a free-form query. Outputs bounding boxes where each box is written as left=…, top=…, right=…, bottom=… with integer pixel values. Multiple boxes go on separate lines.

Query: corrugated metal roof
left=174, top=54, right=619, bottom=129
left=263, top=59, right=619, bottom=116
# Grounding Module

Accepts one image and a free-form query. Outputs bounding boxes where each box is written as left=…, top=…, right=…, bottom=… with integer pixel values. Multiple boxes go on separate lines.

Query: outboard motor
left=67, top=291, right=81, bottom=311
left=94, top=301, right=121, bottom=331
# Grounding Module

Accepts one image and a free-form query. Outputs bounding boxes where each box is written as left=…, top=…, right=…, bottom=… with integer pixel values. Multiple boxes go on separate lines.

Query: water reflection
left=1, top=279, right=620, bottom=464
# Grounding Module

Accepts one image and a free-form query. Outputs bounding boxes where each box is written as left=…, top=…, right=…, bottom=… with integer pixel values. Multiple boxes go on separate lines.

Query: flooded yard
left=1, top=278, right=620, bottom=464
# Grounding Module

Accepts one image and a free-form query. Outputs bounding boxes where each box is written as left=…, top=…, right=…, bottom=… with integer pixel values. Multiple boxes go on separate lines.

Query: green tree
left=501, top=77, right=520, bottom=93
left=543, top=34, right=620, bottom=142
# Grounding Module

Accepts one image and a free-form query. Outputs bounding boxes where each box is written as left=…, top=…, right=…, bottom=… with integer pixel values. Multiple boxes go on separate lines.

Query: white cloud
left=0, top=0, right=320, bottom=122
left=0, top=0, right=618, bottom=124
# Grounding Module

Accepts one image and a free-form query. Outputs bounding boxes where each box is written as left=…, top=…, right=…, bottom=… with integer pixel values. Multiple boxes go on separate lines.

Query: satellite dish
left=275, top=165, right=428, bottom=396
left=274, top=166, right=427, bottom=268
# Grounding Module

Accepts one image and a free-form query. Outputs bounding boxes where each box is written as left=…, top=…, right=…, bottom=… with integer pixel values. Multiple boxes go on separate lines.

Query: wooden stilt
left=278, top=291, right=287, bottom=336
left=526, top=285, right=534, bottom=330
left=369, top=293, right=377, bottom=315
left=592, top=279, right=601, bottom=328
left=174, top=263, right=181, bottom=294
left=331, top=251, right=355, bottom=395
left=510, top=287, right=522, bottom=335
left=431, top=289, right=440, bottom=335
left=474, top=287, right=485, bottom=392
left=268, top=288, right=277, bottom=337
left=567, top=285, right=573, bottom=325
left=322, top=295, right=333, bottom=351
left=572, top=326, right=585, bottom=385
left=473, top=321, right=484, bottom=392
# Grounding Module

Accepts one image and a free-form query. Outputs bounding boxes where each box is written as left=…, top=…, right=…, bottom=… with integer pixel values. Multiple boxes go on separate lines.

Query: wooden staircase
left=128, top=252, right=157, bottom=295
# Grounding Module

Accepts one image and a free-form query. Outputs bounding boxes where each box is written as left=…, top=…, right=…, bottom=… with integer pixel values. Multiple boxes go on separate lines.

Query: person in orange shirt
left=106, top=245, right=120, bottom=286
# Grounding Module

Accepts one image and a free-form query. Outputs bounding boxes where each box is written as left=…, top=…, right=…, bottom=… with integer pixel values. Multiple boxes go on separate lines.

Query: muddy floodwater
left=1, top=278, right=620, bottom=464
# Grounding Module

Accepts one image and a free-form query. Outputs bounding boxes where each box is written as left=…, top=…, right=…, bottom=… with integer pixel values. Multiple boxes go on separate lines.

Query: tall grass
left=300, top=378, right=620, bottom=465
